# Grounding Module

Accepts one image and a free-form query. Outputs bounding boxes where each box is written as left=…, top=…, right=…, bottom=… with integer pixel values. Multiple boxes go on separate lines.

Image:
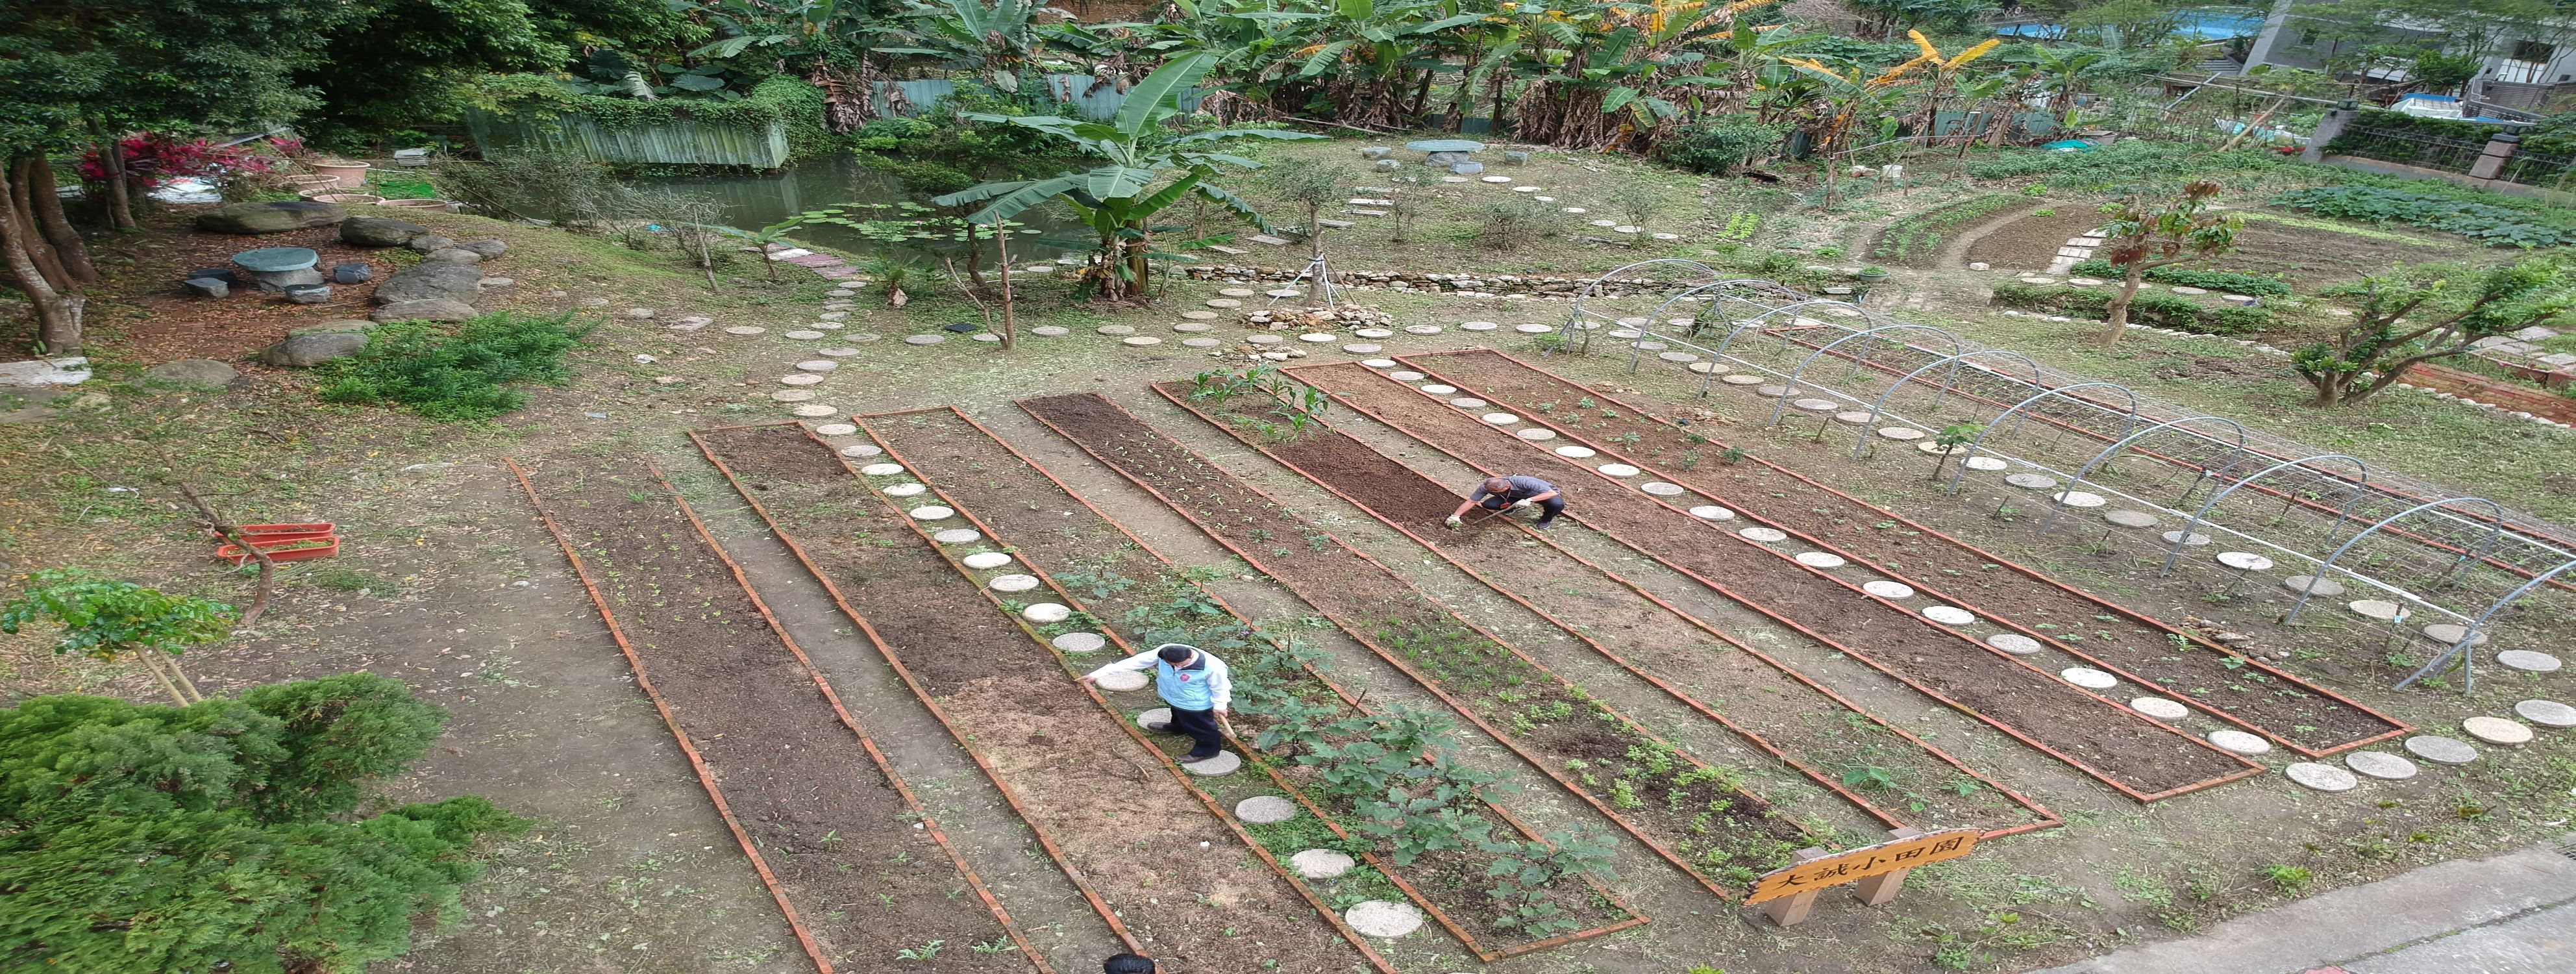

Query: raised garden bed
left=1870, top=192, right=2020, bottom=266
left=1289, top=362, right=2264, bottom=801
left=1156, top=375, right=2058, bottom=838
left=689, top=424, right=1372, bottom=973
left=858, top=408, right=1644, bottom=961
left=508, top=456, right=1044, bottom=974
left=1400, top=350, right=2413, bottom=758
left=1990, top=281, right=2273, bottom=336
left=1018, top=393, right=1816, bottom=898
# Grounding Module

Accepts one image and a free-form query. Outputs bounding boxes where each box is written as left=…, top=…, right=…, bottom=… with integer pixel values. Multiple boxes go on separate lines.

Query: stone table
left=232, top=246, right=322, bottom=291
left=1404, top=138, right=1485, bottom=167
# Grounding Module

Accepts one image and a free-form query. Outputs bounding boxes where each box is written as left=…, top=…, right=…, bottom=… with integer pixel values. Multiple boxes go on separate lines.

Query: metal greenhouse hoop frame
left=1766, top=324, right=1969, bottom=426
left=1851, top=350, right=2047, bottom=458
left=2040, top=416, right=2254, bottom=533
left=1945, top=382, right=2146, bottom=495
left=2282, top=497, right=2512, bottom=625
left=2159, top=454, right=2372, bottom=575
left=2397, top=556, right=2576, bottom=694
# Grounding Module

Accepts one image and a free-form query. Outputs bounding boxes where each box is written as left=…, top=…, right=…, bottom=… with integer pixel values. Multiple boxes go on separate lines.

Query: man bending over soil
left=1446, top=475, right=1565, bottom=530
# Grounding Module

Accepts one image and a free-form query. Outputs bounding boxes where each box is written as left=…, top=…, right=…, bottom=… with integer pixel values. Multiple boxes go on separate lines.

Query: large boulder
left=372, top=260, right=484, bottom=305
left=423, top=247, right=483, bottom=265
left=137, top=359, right=240, bottom=388
left=456, top=238, right=507, bottom=258
left=341, top=216, right=429, bottom=248
left=260, top=331, right=371, bottom=367
left=294, top=319, right=376, bottom=335
left=371, top=299, right=478, bottom=323
left=195, top=201, right=347, bottom=234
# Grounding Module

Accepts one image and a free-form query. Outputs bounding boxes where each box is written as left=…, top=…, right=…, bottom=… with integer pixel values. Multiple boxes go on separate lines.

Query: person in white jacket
left=1078, top=643, right=1234, bottom=764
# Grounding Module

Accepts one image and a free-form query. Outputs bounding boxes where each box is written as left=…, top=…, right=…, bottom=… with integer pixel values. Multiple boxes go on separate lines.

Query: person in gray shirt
left=1444, top=475, right=1564, bottom=530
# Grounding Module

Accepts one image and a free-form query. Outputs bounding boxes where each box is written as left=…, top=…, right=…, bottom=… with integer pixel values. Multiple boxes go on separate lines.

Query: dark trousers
left=1481, top=495, right=1565, bottom=525
left=1162, top=705, right=1224, bottom=758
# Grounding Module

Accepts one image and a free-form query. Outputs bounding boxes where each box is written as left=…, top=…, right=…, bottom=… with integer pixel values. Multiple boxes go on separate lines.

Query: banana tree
left=1901, top=30, right=1999, bottom=155
left=933, top=52, right=1323, bottom=301
left=1276, top=0, right=1489, bottom=128
left=1782, top=55, right=1926, bottom=205
left=873, top=0, right=1056, bottom=94
left=2029, top=45, right=2110, bottom=127
left=1508, top=0, right=1773, bottom=151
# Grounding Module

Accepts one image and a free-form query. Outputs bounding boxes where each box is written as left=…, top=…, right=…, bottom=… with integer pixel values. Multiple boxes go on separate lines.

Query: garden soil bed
left=1400, top=349, right=2409, bottom=756
left=1154, top=381, right=2057, bottom=837
left=512, top=456, right=1039, bottom=974
left=858, top=408, right=1641, bottom=960
left=1020, top=393, right=1814, bottom=897
left=1961, top=207, right=2113, bottom=271
left=692, top=423, right=1369, bottom=974
left=1288, top=362, right=2260, bottom=801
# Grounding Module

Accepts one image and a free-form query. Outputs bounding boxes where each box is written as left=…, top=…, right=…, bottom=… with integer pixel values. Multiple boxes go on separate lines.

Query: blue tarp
left=2000, top=10, right=2264, bottom=42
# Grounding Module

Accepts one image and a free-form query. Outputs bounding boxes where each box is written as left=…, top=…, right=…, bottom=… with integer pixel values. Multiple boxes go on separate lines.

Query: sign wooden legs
left=1762, top=848, right=1831, bottom=927
left=1852, top=827, right=1925, bottom=906
left=1765, top=827, right=1934, bottom=927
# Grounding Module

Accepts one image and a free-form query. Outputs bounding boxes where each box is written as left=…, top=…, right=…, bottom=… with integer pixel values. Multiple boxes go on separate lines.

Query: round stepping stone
left=1513, top=186, right=1539, bottom=193
left=1343, top=343, right=1381, bottom=353
left=2422, top=623, right=2488, bottom=646
left=2066, top=277, right=2105, bottom=286
left=791, top=404, right=837, bottom=418
left=1554, top=445, right=1596, bottom=458
left=908, top=505, right=954, bottom=521
left=1135, top=707, right=1172, bottom=729
left=1597, top=463, right=1639, bottom=477
left=773, top=390, right=817, bottom=403
left=1690, top=506, right=1735, bottom=521
left=1031, top=325, right=1070, bottom=336
left=1721, top=374, right=1765, bottom=386
left=2170, top=286, right=2208, bottom=295
left=2280, top=575, right=2345, bottom=597
left=1182, top=751, right=1240, bottom=776
left=1098, top=325, right=1137, bottom=336
left=2405, top=734, right=2477, bottom=764
left=861, top=464, right=907, bottom=476
left=1389, top=371, right=1425, bottom=381
left=2464, top=716, right=2533, bottom=745
left=1963, top=456, right=2009, bottom=471
left=2105, top=510, right=2160, bottom=529
left=1298, top=332, right=1335, bottom=343
left=1614, top=226, right=1641, bottom=234
left=1987, top=633, right=2042, bottom=655
left=1021, top=603, right=1072, bottom=624
left=1235, top=795, right=1297, bottom=823
left=811, top=322, right=845, bottom=331
left=1791, top=398, right=1838, bottom=413
left=1362, top=359, right=1398, bottom=368
left=724, top=325, right=766, bottom=336
left=2053, top=491, right=2107, bottom=508
left=1419, top=384, right=1455, bottom=395
left=2004, top=473, right=2058, bottom=490
left=1863, top=580, right=1914, bottom=599
left=813, top=423, right=858, bottom=436
left=1344, top=901, right=1424, bottom=938
left=1247, top=334, right=1284, bottom=345
left=1123, top=336, right=1164, bottom=346
left=2164, top=531, right=2213, bottom=547
left=1182, top=310, right=1220, bottom=320
left=1739, top=527, right=1788, bottom=543
left=1450, top=397, right=1487, bottom=408
left=1833, top=410, right=1874, bottom=425
left=1218, top=287, right=1257, bottom=297
left=1481, top=175, right=1512, bottom=183
left=1354, top=328, right=1395, bottom=338
left=819, top=347, right=864, bottom=358
left=2062, top=667, right=2118, bottom=690
left=1922, top=606, right=1975, bottom=625
left=785, top=330, right=826, bottom=340
left=1461, top=321, right=1499, bottom=332
left=795, top=360, right=837, bottom=372
left=2207, top=729, right=2271, bottom=755
left=962, top=552, right=1015, bottom=570
left=2498, top=650, right=2562, bottom=673
left=1095, top=668, right=1148, bottom=692
left=1291, top=849, right=1354, bottom=879
left=2513, top=699, right=2575, bottom=728
left=1174, top=323, right=1212, bottom=333
left=1206, top=299, right=1241, bottom=308
left=1565, top=207, right=1587, bottom=213
left=780, top=374, right=825, bottom=386
left=988, top=574, right=1040, bottom=593
left=843, top=444, right=885, bottom=458
left=884, top=482, right=926, bottom=497
left=1606, top=329, right=1642, bottom=339
left=826, top=289, right=855, bottom=297
left=1515, top=323, right=1554, bottom=334
left=2131, top=697, right=2188, bottom=719
left=1403, top=325, right=1443, bottom=335
left=932, top=528, right=980, bottom=543
left=2286, top=762, right=2359, bottom=793
left=1481, top=413, right=1519, bottom=427
left=1185, top=338, right=1222, bottom=348
left=1052, top=632, right=1107, bottom=654
left=1794, top=551, right=1846, bottom=569
left=1641, top=482, right=1685, bottom=497
left=2346, top=599, right=2401, bottom=621
left=1515, top=428, right=1555, bottom=442
left=1688, top=362, right=1727, bottom=375
left=849, top=334, right=881, bottom=343
left=1755, top=384, right=1790, bottom=397
left=2345, top=751, right=2418, bottom=780
left=2216, top=551, right=2275, bottom=571
left=904, top=334, right=945, bottom=345
left=1876, top=427, right=1924, bottom=441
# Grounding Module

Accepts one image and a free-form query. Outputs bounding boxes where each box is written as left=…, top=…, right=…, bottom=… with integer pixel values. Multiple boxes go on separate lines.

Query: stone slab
left=1234, top=795, right=1298, bottom=823
left=2497, top=650, right=2561, bottom=673
left=1993, top=635, right=2055, bottom=658
left=2405, top=734, right=2479, bottom=764
left=1182, top=751, right=1241, bottom=776
left=2207, top=729, right=2272, bottom=755
left=2286, top=762, right=2359, bottom=792
left=2462, top=716, right=2533, bottom=745
left=2514, top=699, right=2576, bottom=728
left=1862, top=580, right=1915, bottom=599
left=2345, top=751, right=2418, bottom=780
left=1291, top=849, right=1355, bottom=879
left=1096, top=668, right=1148, bottom=692
left=2062, top=667, right=2118, bottom=690
left=1052, top=632, right=1107, bottom=654
left=1923, top=606, right=1976, bottom=625
left=1344, top=901, right=1424, bottom=938
left=2131, top=697, right=2188, bottom=719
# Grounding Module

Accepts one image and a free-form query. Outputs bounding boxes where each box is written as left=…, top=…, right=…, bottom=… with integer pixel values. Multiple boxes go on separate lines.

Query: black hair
left=1103, top=953, right=1155, bottom=974
left=1156, top=644, right=1193, bottom=664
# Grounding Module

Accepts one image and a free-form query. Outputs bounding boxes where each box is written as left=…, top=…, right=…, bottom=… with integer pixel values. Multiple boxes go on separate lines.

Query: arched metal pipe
left=1945, top=382, right=2146, bottom=495
left=1767, top=324, right=1969, bottom=425
left=2040, top=414, right=2251, bottom=532
left=1715, top=299, right=1881, bottom=358
left=2158, top=454, right=2372, bottom=575
left=2283, top=497, right=2510, bottom=624
left=1562, top=259, right=1720, bottom=342
left=1851, top=350, right=2046, bottom=458
left=2397, top=555, right=2576, bottom=693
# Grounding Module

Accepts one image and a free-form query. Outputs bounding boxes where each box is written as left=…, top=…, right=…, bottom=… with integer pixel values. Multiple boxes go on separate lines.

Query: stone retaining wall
left=1180, top=264, right=1682, bottom=298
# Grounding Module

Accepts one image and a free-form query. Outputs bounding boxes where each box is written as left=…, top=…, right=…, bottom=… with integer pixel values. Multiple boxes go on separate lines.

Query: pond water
left=630, top=153, right=1088, bottom=264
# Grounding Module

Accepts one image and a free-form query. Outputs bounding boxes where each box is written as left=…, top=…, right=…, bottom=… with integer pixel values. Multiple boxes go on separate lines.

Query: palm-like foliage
left=933, top=52, right=1322, bottom=301
left=873, top=0, right=1057, bottom=93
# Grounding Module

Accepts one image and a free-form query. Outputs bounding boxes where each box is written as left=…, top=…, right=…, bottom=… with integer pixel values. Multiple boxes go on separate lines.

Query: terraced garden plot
left=1402, top=349, right=2410, bottom=756
left=691, top=423, right=1374, bottom=974
left=1019, top=392, right=1815, bottom=898
left=1153, top=379, right=2057, bottom=837
left=510, top=456, right=1043, bottom=974
left=1289, top=362, right=2263, bottom=801
left=859, top=407, right=1645, bottom=961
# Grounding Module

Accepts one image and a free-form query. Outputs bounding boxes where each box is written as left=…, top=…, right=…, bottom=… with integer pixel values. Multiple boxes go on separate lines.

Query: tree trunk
left=2100, top=264, right=2144, bottom=348
left=23, top=156, right=94, bottom=282
left=996, top=221, right=1016, bottom=351
left=92, top=125, right=136, bottom=231
left=8, top=159, right=73, bottom=289
left=0, top=176, right=82, bottom=355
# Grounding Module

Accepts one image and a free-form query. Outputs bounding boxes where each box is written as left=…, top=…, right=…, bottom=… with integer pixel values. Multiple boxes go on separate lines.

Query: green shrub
left=1872, top=193, right=2018, bottom=264
left=316, top=312, right=593, bottom=421
left=2270, top=185, right=2576, bottom=247
left=1479, top=197, right=1554, bottom=248
left=1990, top=281, right=2272, bottom=335
left=2067, top=259, right=2292, bottom=296
left=1659, top=116, right=1784, bottom=175
left=1967, top=142, right=2295, bottom=190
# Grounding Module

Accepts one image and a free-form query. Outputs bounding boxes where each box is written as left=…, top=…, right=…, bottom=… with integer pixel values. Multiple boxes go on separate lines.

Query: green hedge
left=1990, top=281, right=2273, bottom=336
left=1872, top=193, right=2019, bottom=265
left=2064, top=260, right=2292, bottom=296
left=475, top=75, right=839, bottom=162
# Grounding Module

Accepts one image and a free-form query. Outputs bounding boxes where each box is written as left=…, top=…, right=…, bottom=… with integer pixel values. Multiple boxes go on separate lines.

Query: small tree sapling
left=2094, top=181, right=2240, bottom=348
left=2292, top=258, right=2573, bottom=407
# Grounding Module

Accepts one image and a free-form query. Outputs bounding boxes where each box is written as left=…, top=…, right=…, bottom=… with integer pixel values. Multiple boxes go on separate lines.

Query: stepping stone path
left=820, top=347, right=864, bottom=358
left=1793, top=551, right=1845, bottom=568
left=791, top=405, right=836, bottom=418
left=1740, top=527, right=1787, bottom=542
left=1722, top=374, right=1765, bottom=386
left=2347, top=599, right=2402, bottom=621
left=1096, top=668, right=1148, bottom=691
left=1344, top=343, right=1381, bottom=353
left=932, top=528, right=979, bottom=543
left=813, top=423, right=857, bottom=436
left=1922, top=606, right=1976, bottom=625
left=1987, top=633, right=2042, bottom=655
left=1124, top=336, right=1163, bottom=347
left=1355, top=328, right=1395, bottom=338
left=1419, top=384, right=1455, bottom=395
left=1174, top=323, right=1211, bottom=332
left=2164, top=531, right=2213, bottom=547
left=1219, top=288, right=1258, bottom=297
left=988, top=574, right=1041, bottom=593
left=2462, top=716, right=2533, bottom=745
left=1641, top=482, right=1685, bottom=496
left=1450, top=397, right=1487, bottom=408
left=1690, top=506, right=1734, bottom=521
left=904, top=334, right=944, bottom=345
left=1689, top=362, right=1727, bottom=374
left=1862, top=580, right=1914, bottom=599
left=2514, top=699, right=2575, bottom=727
left=1248, top=334, right=1284, bottom=345
left=1515, top=323, right=1554, bottom=334
left=1182, top=310, right=1220, bottom=320
left=1792, top=398, right=1838, bottom=412
left=1207, top=299, right=1241, bottom=308
left=2105, top=510, right=2161, bottom=529
left=1185, top=338, right=1221, bottom=348
left=1963, top=456, right=2009, bottom=471
left=884, top=483, right=927, bottom=497
left=1482, top=412, right=1519, bottom=425
left=861, top=464, right=906, bottom=475
left=1344, top=901, right=1424, bottom=938
left=2345, top=751, right=2418, bottom=780
left=1877, top=427, right=1924, bottom=441
left=1183, top=751, right=1240, bottom=776
left=1022, top=603, right=1072, bottom=624
left=2131, top=697, right=2188, bottom=719
left=1234, top=795, right=1298, bottom=824
left=2286, top=762, right=2359, bottom=792
left=2404, top=734, right=2477, bottom=765
left=1363, top=359, right=1398, bottom=368
left=1598, top=463, right=1639, bottom=477
left=725, top=326, right=765, bottom=336
left=2004, top=473, right=2059, bottom=490
left=2497, top=650, right=2561, bottom=673
left=1555, top=445, right=1596, bottom=458
left=910, top=505, right=954, bottom=520
left=1100, top=325, right=1137, bottom=336
left=2062, top=667, right=2118, bottom=690
left=1053, top=632, right=1106, bottom=653
left=781, top=375, right=825, bottom=386
left=1404, top=325, right=1443, bottom=335
left=2054, top=491, right=2107, bottom=508
left=1461, top=321, right=1498, bottom=332
left=2207, top=729, right=2270, bottom=755
left=774, top=390, right=817, bottom=402
left=2422, top=623, right=2486, bottom=645
left=786, top=331, right=825, bottom=340
left=1291, top=849, right=1354, bottom=879
left=961, top=552, right=1015, bottom=569
left=1389, top=371, right=1424, bottom=381
left=1833, top=410, right=1872, bottom=425
left=796, top=360, right=837, bottom=372
left=2217, top=551, right=2275, bottom=571
left=1300, top=333, right=1336, bottom=343
left=843, top=445, right=885, bottom=458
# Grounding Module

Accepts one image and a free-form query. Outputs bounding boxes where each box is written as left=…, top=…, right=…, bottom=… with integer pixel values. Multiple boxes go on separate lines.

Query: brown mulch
left=73, top=208, right=411, bottom=366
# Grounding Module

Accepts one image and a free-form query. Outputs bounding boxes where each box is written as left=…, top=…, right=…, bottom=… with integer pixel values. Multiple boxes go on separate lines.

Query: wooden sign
left=1748, top=827, right=1978, bottom=923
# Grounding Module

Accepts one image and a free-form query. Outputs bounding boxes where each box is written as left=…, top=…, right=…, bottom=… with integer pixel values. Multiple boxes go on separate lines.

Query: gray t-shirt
left=1471, top=475, right=1556, bottom=503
